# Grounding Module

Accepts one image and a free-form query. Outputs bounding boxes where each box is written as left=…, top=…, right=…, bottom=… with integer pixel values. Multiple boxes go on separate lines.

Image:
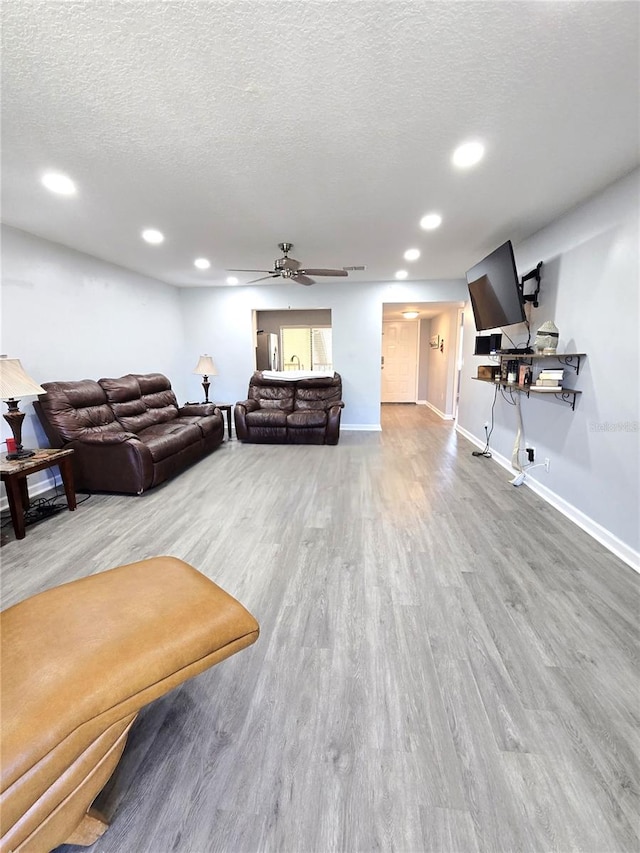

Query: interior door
left=381, top=321, right=419, bottom=402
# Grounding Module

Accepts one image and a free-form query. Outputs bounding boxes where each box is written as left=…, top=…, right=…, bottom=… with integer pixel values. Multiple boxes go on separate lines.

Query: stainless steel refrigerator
left=256, top=333, right=279, bottom=371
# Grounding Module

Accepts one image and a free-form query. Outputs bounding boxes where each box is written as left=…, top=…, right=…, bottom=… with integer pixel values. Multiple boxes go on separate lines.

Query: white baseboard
left=424, top=401, right=454, bottom=420
left=342, top=424, right=382, bottom=432
left=455, top=424, right=640, bottom=573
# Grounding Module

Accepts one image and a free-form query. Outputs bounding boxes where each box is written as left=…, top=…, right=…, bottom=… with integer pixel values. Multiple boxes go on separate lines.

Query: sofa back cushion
left=294, top=373, right=342, bottom=410
left=37, top=381, right=121, bottom=443
left=98, top=374, right=177, bottom=433
left=248, top=372, right=295, bottom=411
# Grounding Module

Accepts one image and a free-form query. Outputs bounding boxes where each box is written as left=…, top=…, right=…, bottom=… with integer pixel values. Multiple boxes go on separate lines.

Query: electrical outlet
left=544, top=458, right=550, bottom=472
left=526, top=446, right=535, bottom=463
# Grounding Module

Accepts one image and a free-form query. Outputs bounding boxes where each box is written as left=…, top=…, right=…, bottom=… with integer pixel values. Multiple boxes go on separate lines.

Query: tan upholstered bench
left=0, top=557, right=259, bottom=853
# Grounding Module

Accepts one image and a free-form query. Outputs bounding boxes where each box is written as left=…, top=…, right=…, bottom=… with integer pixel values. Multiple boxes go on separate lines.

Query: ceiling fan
left=228, top=242, right=350, bottom=286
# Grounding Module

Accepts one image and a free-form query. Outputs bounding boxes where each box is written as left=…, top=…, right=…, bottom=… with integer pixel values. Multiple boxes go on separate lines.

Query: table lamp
left=0, top=355, right=46, bottom=460
left=193, top=354, right=218, bottom=403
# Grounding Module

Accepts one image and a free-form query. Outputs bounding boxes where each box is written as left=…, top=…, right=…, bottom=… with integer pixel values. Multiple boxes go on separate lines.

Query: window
left=281, top=326, right=332, bottom=372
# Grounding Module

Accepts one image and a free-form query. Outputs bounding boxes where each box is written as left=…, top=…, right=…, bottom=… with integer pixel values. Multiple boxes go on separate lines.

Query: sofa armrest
left=233, top=400, right=259, bottom=442
left=66, top=437, right=153, bottom=494
left=326, top=404, right=344, bottom=445
left=178, top=404, right=218, bottom=417
left=236, top=400, right=259, bottom=413
left=78, top=431, right=139, bottom=445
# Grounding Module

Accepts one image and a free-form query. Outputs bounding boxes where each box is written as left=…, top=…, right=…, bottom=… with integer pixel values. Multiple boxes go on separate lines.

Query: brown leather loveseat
left=234, top=371, right=344, bottom=444
left=34, top=373, right=224, bottom=494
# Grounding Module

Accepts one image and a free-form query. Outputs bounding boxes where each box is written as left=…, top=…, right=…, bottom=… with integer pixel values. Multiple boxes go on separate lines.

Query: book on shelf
left=536, top=378, right=562, bottom=387
left=538, top=370, right=564, bottom=379
left=530, top=386, right=561, bottom=392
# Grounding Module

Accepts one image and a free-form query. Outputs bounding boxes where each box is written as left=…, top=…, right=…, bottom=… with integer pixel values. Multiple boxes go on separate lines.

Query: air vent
left=342, top=265, right=366, bottom=271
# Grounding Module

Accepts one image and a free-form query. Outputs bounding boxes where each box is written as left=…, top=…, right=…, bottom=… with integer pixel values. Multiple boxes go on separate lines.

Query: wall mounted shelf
left=473, top=352, right=586, bottom=411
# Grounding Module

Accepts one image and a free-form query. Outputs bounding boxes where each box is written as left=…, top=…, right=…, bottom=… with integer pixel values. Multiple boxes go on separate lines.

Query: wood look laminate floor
left=2, top=405, right=639, bottom=853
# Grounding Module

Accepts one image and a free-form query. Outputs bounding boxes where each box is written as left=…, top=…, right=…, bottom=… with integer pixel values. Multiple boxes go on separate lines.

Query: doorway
left=381, top=320, right=419, bottom=402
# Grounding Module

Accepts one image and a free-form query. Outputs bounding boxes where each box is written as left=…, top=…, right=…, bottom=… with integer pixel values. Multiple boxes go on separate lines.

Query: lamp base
left=6, top=448, right=35, bottom=461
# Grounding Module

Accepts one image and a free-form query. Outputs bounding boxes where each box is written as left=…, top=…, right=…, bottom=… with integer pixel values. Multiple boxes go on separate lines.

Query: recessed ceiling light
left=395, top=270, right=408, bottom=280
left=402, top=311, right=419, bottom=320
left=226, top=276, right=239, bottom=285
left=41, top=171, right=76, bottom=195
left=194, top=258, right=210, bottom=270
left=404, top=249, right=420, bottom=261
left=142, top=229, right=164, bottom=245
left=452, top=141, right=485, bottom=169
left=420, top=213, right=442, bottom=230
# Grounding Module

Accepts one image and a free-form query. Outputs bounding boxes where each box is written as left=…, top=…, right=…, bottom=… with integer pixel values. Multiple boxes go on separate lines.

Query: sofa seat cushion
left=137, top=423, right=202, bottom=462
left=245, top=409, right=288, bottom=428
left=174, top=414, right=221, bottom=438
left=287, top=410, right=328, bottom=429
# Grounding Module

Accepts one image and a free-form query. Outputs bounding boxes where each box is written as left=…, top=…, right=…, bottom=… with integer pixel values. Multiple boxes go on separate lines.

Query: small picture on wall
left=429, top=334, right=439, bottom=349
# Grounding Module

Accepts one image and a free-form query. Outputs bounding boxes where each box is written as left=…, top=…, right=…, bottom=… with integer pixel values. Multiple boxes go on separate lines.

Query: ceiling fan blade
left=292, top=274, right=315, bottom=286
left=246, top=274, right=281, bottom=284
left=297, top=268, right=349, bottom=277
left=227, top=268, right=273, bottom=273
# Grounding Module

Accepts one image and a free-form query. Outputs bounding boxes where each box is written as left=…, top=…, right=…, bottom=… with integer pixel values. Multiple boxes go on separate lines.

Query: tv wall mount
left=519, top=261, right=542, bottom=307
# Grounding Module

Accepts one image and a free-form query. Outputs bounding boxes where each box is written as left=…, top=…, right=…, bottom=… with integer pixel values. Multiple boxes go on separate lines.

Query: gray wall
left=457, top=168, right=639, bottom=564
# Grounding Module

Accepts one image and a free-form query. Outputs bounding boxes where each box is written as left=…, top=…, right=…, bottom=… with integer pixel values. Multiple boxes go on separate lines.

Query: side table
left=185, top=403, right=233, bottom=440
left=0, top=448, right=76, bottom=540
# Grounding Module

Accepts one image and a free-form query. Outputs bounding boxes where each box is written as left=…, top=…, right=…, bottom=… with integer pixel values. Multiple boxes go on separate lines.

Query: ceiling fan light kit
left=228, top=242, right=351, bottom=286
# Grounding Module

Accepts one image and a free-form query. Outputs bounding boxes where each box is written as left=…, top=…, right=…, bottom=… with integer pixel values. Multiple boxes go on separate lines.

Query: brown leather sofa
left=234, top=371, right=344, bottom=444
left=0, top=556, right=259, bottom=853
left=34, top=373, right=224, bottom=494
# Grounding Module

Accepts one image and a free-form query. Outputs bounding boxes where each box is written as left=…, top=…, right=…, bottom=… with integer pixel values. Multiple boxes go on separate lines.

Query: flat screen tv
left=465, top=240, right=525, bottom=331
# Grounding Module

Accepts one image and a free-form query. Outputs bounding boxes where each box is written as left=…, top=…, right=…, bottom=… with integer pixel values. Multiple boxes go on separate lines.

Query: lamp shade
left=193, top=355, right=218, bottom=376
left=0, top=356, right=45, bottom=400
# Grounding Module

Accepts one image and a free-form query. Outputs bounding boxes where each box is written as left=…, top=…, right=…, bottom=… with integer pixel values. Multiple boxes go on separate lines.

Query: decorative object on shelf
left=518, top=364, right=532, bottom=386
left=429, top=334, right=439, bottom=349
left=0, top=355, right=46, bottom=460
left=534, top=320, right=559, bottom=354
left=193, top=354, right=218, bottom=403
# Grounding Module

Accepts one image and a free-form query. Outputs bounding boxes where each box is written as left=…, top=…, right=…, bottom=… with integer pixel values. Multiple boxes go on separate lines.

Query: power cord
left=472, top=384, right=498, bottom=459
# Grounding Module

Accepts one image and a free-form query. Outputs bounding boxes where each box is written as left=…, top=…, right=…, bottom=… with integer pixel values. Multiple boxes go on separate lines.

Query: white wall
left=1, top=224, right=185, bottom=491
left=457, top=169, right=640, bottom=566
left=425, top=308, right=459, bottom=418
left=179, top=279, right=468, bottom=428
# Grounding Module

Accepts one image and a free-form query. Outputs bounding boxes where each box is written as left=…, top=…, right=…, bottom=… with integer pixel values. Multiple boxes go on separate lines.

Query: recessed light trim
left=395, top=270, right=408, bottom=280
left=404, top=248, right=420, bottom=261
left=452, top=140, right=485, bottom=169
left=420, top=213, right=442, bottom=231
left=402, top=311, right=419, bottom=320
left=226, top=276, right=239, bottom=285
left=142, top=229, right=164, bottom=245
left=41, top=171, right=76, bottom=195
left=194, top=258, right=210, bottom=270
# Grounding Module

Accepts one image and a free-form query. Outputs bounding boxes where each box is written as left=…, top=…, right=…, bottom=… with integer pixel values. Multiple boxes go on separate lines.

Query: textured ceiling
left=1, top=1, right=638, bottom=287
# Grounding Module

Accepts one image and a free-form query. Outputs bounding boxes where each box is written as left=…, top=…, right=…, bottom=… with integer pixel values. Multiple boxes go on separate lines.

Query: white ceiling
left=1, top=2, right=638, bottom=289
